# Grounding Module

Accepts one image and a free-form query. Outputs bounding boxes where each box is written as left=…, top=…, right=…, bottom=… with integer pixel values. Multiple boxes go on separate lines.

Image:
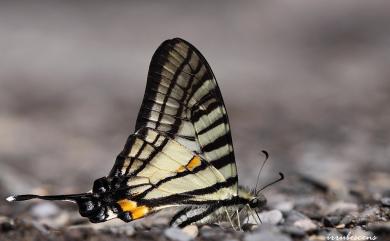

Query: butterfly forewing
left=134, top=39, right=237, bottom=192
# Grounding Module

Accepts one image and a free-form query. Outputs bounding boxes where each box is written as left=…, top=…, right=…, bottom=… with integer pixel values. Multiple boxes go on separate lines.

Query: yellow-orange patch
left=117, top=199, right=137, bottom=212
left=177, top=166, right=186, bottom=173
left=186, top=156, right=201, bottom=171
left=176, top=156, right=202, bottom=173
left=131, top=206, right=149, bottom=220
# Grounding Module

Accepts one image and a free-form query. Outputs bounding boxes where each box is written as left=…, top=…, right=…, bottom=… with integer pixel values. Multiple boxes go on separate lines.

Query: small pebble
left=259, top=210, right=283, bottom=225
left=317, top=227, right=339, bottom=236
left=280, top=225, right=306, bottom=237
left=380, top=197, right=390, bottom=207
left=337, top=228, right=350, bottom=236
left=335, top=224, right=345, bottom=229
left=323, top=216, right=341, bottom=227
left=107, top=224, right=135, bottom=236
left=340, top=214, right=355, bottom=226
left=294, top=219, right=317, bottom=232
left=360, top=206, right=379, bottom=219
left=294, top=200, right=324, bottom=219
left=165, top=227, right=194, bottom=241
left=357, top=217, right=368, bottom=225
left=308, top=235, right=326, bottom=241
left=181, top=225, right=198, bottom=238
left=326, top=202, right=358, bottom=216
left=244, top=230, right=292, bottom=241
left=285, top=210, right=308, bottom=224
left=30, top=202, right=60, bottom=218
left=274, top=201, right=294, bottom=212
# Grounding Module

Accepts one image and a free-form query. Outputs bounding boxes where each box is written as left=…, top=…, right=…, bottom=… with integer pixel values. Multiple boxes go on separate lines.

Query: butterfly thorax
left=233, top=186, right=267, bottom=213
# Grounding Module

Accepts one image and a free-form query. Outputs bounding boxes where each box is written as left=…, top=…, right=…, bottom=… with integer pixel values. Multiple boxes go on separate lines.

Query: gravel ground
left=1, top=1, right=390, bottom=241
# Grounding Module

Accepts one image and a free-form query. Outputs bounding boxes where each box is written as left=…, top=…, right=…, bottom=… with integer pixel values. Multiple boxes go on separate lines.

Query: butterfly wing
left=81, top=39, right=240, bottom=224
left=134, top=38, right=238, bottom=191
left=107, top=127, right=236, bottom=222
left=110, top=127, right=235, bottom=201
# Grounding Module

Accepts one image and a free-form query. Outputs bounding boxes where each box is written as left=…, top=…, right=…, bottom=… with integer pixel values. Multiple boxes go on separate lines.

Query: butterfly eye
left=249, top=194, right=267, bottom=209
left=249, top=199, right=259, bottom=208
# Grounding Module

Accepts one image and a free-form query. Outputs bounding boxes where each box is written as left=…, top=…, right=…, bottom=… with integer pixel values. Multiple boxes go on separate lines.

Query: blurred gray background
left=0, top=0, right=389, bottom=202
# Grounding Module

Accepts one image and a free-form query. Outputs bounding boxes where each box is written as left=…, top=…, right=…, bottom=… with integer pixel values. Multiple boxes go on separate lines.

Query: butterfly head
left=242, top=171, right=284, bottom=212
left=249, top=150, right=284, bottom=210
left=248, top=193, right=267, bottom=209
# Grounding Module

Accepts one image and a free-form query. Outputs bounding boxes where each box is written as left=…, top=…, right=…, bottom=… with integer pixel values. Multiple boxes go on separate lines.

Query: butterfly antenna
left=6, top=193, right=90, bottom=203
left=254, top=150, right=269, bottom=193
left=256, top=172, right=284, bottom=196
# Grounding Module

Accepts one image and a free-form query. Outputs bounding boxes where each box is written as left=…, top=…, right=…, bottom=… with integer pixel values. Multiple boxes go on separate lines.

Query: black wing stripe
left=192, top=101, right=221, bottom=123
left=169, top=207, right=192, bottom=226
left=186, top=72, right=211, bottom=104
left=202, top=134, right=232, bottom=153
left=208, top=153, right=235, bottom=169
left=197, top=116, right=227, bottom=135
left=139, top=176, right=237, bottom=206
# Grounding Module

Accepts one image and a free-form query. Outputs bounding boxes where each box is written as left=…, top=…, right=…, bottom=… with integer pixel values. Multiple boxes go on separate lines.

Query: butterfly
left=7, top=38, right=283, bottom=229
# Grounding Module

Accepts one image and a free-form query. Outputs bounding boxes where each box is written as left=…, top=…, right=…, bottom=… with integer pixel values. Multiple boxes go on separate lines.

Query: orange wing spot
left=186, top=156, right=202, bottom=171
left=117, top=199, right=137, bottom=212
left=176, top=156, right=202, bottom=173
left=131, top=206, right=149, bottom=220
left=177, top=166, right=186, bottom=173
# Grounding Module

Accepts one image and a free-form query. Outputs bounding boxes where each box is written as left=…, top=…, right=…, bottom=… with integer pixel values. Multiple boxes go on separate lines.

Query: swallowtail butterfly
left=7, top=38, right=282, bottom=229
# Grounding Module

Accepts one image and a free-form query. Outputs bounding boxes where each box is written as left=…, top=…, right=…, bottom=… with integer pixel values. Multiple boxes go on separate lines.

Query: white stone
left=165, top=227, right=194, bottom=241
left=293, top=219, right=317, bottom=232
left=259, top=210, right=283, bottom=225
left=181, top=225, right=198, bottom=238
left=30, top=202, right=60, bottom=218
left=327, top=202, right=358, bottom=215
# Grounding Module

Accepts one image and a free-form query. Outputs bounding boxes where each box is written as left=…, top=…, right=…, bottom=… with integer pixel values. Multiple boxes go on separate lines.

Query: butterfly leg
left=236, top=209, right=241, bottom=230
left=224, top=207, right=238, bottom=231
left=246, top=205, right=261, bottom=225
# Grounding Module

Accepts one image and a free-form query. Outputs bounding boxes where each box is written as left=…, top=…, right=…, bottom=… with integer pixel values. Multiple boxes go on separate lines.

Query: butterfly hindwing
left=109, top=128, right=236, bottom=211
left=135, top=38, right=237, bottom=192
